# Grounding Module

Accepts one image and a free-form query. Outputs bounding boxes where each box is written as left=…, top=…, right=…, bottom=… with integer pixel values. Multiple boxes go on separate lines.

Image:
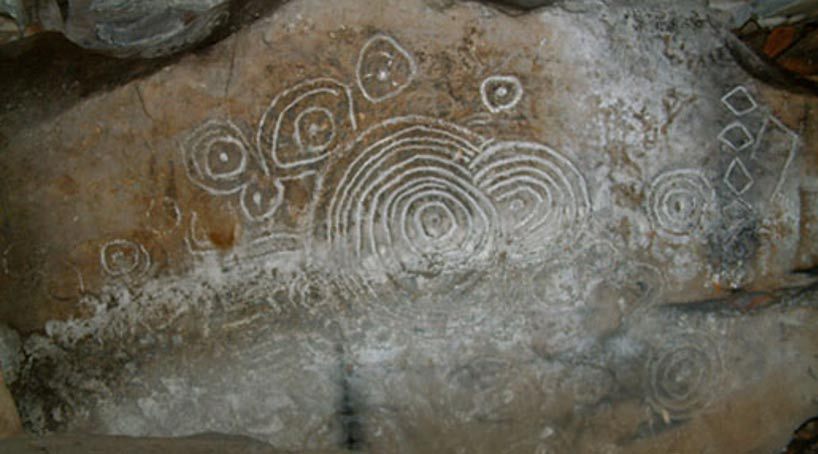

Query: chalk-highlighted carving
left=257, top=78, right=357, bottom=174
left=721, top=86, right=757, bottom=116
left=717, top=121, right=754, bottom=152
left=722, top=198, right=754, bottom=223
left=308, top=116, right=591, bottom=328
left=240, top=177, right=284, bottom=222
left=750, top=115, right=799, bottom=201
left=185, top=209, right=241, bottom=256
left=100, top=239, right=151, bottom=279
left=724, top=158, right=754, bottom=196
left=480, top=75, right=523, bottom=113
left=470, top=141, right=589, bottom=260
left=311, top=117, right=500, bottom=327
left=647, top=169, right=715, bottom=239
left=356, top=34, right=417, bottom=103
left=182, top=119, right=252, bottom=195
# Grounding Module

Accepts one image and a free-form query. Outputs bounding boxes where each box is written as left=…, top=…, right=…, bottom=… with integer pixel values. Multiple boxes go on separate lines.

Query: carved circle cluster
left=312, top=117, right=589, bottom=325
left=180, top=32, right=591, bottom=327
left=647, top=169, right=715, bottom=240
left=183, top=119, right=286, bottom=226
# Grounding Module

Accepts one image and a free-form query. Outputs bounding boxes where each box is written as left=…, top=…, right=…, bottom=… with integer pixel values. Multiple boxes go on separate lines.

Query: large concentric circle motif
left=310, top=117, right=591, bottom=328
left=647, top=169, right=715, bottom=239
left=312, top=117, right=498, bottom=324
left=257, top=78, right=357, bottom=174
left=182, top=119, right=252, bottom=195
left=470, top=141, right=590, bottom=261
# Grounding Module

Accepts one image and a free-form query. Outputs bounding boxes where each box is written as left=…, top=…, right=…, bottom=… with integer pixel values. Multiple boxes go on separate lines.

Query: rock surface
left=0, top=0, right=817, bottom=452
left=0, top=370, right=22, bottom=438
left=0, top=323, right=20, bottom=385
left=0, top=433, right=298, bottom=453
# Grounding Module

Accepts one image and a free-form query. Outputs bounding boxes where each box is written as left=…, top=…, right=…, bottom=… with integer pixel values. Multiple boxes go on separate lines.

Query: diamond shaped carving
left=724, top=158, right=754, bottom=195
left=721, top=86, right=758, bottom=116
left=718, top=122, right=754, bottom=152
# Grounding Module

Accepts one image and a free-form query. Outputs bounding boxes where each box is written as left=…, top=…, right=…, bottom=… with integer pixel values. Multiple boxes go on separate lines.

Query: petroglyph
left=312, top=116, right=500, bottom=328
left=176, top=35, right=590, bottom=286
left=750, top=115, right=799, bottom=202
left=356, top=34, right=417, bottom=103
left=470, top=141, right=589, bottom=261
left=720, top=86, right=757, bottom=117
left=305, top=114, right=591, bottom=329
left=240, top=177, right=284, bottom=222
left=480, top=75, right=523, bottom=113
left=3, top=5, right=818, bottom=453
left=99, top=239, right=151, bottom=279
left=717, top=86, right=800, bottom=208
left=646, top=334, right=722, bottom=419
left=257, top=78, right=357, bottom=175
left=724, top=157, right=754, bottom=196
left=183, top=119, right=253, bottom=195
left=718, top=121, right=754, bottom=152
left=647, top=169, right=715, bottom=240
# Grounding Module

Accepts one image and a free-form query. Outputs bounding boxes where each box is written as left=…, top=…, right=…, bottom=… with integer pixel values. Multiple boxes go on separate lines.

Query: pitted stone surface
left=0, top=0, right=817, bottom=452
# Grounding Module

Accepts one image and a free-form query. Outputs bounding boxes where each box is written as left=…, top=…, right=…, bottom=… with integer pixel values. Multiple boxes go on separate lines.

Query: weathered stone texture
left=0, top=0, right=816, bottom=452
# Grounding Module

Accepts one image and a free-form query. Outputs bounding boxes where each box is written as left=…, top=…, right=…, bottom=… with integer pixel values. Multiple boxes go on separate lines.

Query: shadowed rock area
left=0, top=0, right=817, bottom=452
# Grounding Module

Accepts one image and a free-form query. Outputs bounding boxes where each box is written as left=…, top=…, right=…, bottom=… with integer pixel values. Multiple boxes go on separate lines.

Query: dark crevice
left=786, top=416, right=818, bottom=453
left=55, top=0, right=70, bottom=22
left=663, top=279, right=818, bottom=314
left=337, top=344, right=365, bottom=451
left=793, top=265, right=818, bottom=277
left=725, top=30, right=818, bottom=98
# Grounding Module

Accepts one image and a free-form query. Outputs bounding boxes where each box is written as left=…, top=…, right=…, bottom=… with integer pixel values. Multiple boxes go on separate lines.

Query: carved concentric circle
left=100, top=239, right=151, bottom=279
left=470, top=141, right=590, bottom=261
left=646, top=335, right=721, bottom=419
left=240, top=177, right=284, bottom=222
left=356, top=34, right=417, bottom=103
left=182, top=119, right=252, bottom=195
left=480, top=75, right=523, bottom=113
left=312, top=117, right=499, bottom=327
left=257, top=78, right=357, bottom=174
left=647, top=169, right=715, bottom=239
left=294, top=107, right=337, bottom=154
